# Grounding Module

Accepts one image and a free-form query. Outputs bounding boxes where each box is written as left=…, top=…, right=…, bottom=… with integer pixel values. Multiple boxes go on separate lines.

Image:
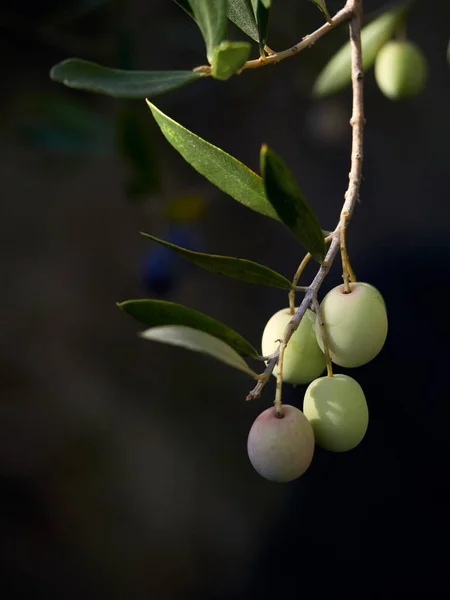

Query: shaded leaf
left=313, top=5, right=407, bottom=98
left=260, top=145, right=326, bottom=262
left=226, top=0, right=259, bottom=42
left=251, top=0, right=271, bottom=53
left=140, top=325, right=258, bottom=377
left=50, top=59, right=201, bottom=99
left=141, top=232, right=293, bottom=289
left=147, top=101, right=279, bottom=220
left=118, top=299, right=259, bottom=357
left=211, top=41, right=251, bottom=80
left=189, top=0, right=227, bottom=63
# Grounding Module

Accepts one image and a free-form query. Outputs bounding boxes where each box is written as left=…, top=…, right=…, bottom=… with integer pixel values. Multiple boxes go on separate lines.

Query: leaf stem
left=247, top=0, right=365, bottom=402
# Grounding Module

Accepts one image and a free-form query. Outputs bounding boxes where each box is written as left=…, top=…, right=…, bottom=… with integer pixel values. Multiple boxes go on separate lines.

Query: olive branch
left=48, top=0, right=408, bottom=419
left=247, top=0, right=364, bottom=413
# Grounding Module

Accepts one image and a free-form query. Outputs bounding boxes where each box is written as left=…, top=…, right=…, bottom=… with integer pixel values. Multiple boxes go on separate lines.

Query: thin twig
left=246, top=0, right=365, bottom=402
left=194, top=2, right=354, bottom=76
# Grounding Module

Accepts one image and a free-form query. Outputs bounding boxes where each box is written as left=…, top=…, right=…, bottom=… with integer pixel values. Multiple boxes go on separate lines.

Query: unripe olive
left=375, top=40, right=428, bottom=100
left=262, top=308, right=326, bottom=385
left=315, top=282, right=388, bottom=368
left=303, top=374, right=368, bottom=452
left=247, top=405, right=315, bottom=482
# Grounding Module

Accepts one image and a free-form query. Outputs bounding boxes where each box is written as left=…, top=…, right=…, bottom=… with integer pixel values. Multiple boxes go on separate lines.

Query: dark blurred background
left=1, top=0, right=450, bottom=598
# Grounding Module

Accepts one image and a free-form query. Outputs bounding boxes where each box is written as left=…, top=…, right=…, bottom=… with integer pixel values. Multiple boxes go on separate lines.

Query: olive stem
left=274, top=342, right=287, bottom=418
left=289, top=235, right=333, bottom=314
left=312, top=298, right=333, bottom=377
left=247, top=0, right=365, bottom=402
left=289, top=252, right=313, bottom=314
left=340, top=211, right=356, bottom=293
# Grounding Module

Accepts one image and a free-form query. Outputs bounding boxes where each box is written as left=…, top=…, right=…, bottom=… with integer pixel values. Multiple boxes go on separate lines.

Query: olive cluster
left=248, top=282, right=388, bottom=482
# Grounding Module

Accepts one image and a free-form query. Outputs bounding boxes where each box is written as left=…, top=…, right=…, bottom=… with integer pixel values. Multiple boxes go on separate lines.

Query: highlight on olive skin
left=375, top=40, right=428, bottom=100
left=303, top=374, right=369, bottom=452
left=247, top=405, right=315, bottom=482
left=262, top=308, right=326, bottom=385
left=315, top=282, right=388, bottom=368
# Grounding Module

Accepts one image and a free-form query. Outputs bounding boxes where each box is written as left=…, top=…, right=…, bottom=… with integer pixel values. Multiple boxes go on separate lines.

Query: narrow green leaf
left=313, top=5, right=407, bottom=98
left=141, top=232, right=293, bottom=289
left=260, top=145, right=326, bottom=262
left=147, top=101, right=279, bottom=220
left=140, top=325, right=258, bottom=377
left=118, top=299, right=259, bottom=357
left=211, top=41, right=251, bottom=80
left=226, top=0, right=259, bottom=42
left=310, top=0, right=332, bottom=23
left=50, top=59, right=201, bottom=99
left=251, top=0, right=271, bottom=52
left=189, top=0, right=227, bottom=63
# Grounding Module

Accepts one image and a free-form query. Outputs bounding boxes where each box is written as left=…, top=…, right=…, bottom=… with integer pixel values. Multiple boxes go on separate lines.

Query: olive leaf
left=147, top=102, right=278, bottom=220
left=50, top=59, right=201, bottom=99
left=118, top=299, right=259, bottom=357
left=251, top=0, right=271, bottom=53
left=226, top=0, right=259, bottom=42
left=140, top=326, right=258, bottom=377
left=260, top=145, right=326, bottom=262
left=177, top=0, right=260, bottom=44
left=189, top=0, right=228, bottom=63
left=141, top=232, right=293, bottom=289
left=211, top=41, right=251, bottom=80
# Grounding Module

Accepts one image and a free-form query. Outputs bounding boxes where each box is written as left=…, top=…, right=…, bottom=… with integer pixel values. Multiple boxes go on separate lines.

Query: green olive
left=303, top=374, right=368, bottom=452
left=315, top=282, right=388, bottom=368
left=375, top=40, right=428, bottom=100
left=262, top=308, right=326, bottom=385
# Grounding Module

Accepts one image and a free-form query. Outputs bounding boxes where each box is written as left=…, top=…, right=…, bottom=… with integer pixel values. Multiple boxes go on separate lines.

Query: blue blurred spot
left=141, top=225, right=203, bottom=295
